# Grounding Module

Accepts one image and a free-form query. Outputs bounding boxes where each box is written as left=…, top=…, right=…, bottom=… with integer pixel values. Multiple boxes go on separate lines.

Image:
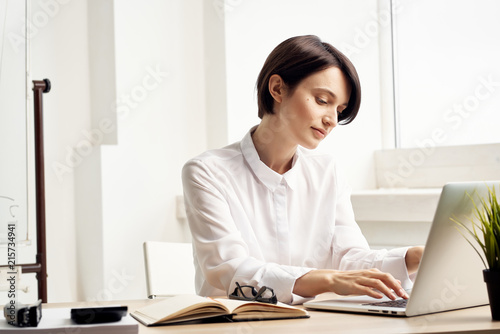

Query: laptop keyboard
left=363, top=299, right=408, bottom=308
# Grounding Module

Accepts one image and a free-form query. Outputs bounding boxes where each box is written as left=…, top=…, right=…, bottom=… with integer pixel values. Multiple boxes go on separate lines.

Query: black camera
left=3, top=299, right=42, bottom=327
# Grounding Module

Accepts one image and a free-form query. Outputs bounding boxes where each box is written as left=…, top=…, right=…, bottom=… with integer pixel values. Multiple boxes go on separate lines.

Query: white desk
left=43, top=295, right=500, bottom=334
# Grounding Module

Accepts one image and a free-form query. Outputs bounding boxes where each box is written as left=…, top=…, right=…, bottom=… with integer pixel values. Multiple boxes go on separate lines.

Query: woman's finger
left=358, top=277, right=397, bottom=300
left=364, top=270, right=409, bottom=299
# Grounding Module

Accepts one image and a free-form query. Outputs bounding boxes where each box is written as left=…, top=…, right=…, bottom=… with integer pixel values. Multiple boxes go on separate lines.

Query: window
left=0, top=0, right=30, bottom=246
left=392, top=0, right=500, bottom=149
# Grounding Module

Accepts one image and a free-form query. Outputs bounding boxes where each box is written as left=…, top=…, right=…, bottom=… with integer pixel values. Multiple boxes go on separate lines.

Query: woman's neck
left=251, top=119, right=298, bottom=175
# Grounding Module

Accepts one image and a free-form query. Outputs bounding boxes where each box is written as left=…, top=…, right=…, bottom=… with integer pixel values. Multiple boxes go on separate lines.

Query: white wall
left=98, top=0, right=206, bottom=301
left=0, top=0, right=35, bottom=305
left=0, top=0, right=29, bottom=255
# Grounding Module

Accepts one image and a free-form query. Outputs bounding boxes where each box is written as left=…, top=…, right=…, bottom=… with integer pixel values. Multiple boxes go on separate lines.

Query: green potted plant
left=452, top=185, right=500, bottom=320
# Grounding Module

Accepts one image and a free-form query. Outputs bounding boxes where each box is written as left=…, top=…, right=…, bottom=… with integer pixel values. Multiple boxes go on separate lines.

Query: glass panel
left=0, top=0, right=29, bottom=248
left=393, top=0, right=500, bottom=148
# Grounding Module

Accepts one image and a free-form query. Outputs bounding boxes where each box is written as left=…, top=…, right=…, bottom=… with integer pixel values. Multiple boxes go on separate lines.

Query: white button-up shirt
left=182, top=127, right=411, bottom=304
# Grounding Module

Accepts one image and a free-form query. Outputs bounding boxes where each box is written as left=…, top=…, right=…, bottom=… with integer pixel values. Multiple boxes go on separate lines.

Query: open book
left=130, top=295, right=309, bottom=326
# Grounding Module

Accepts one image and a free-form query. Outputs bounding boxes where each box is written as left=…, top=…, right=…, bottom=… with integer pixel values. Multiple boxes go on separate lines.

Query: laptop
left=304, top=181, right=499, bottom=317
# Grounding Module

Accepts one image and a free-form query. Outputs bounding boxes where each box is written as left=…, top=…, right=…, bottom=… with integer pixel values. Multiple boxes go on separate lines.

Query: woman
left=182, top=35, right=424, bottom=304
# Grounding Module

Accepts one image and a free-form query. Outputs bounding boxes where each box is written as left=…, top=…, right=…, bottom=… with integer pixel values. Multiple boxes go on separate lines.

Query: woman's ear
left=268, top=74, right=286, bottom=104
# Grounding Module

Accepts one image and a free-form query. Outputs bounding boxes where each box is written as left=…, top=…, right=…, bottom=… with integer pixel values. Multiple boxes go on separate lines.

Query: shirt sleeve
left=182, top=159, right=313, bottom=304
left=331, top=165, right=413, bottom=289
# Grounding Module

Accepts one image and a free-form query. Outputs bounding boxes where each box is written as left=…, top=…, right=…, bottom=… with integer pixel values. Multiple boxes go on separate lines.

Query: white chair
left=143, top=241, right=196, bottom=298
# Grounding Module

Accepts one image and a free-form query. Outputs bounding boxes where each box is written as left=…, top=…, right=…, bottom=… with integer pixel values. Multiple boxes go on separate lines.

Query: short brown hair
left=256, top=35, right=361, bottom=124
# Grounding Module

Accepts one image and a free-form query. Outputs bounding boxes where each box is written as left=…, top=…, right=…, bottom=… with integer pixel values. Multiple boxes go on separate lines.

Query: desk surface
left=45, top=295, right=500, bottom=334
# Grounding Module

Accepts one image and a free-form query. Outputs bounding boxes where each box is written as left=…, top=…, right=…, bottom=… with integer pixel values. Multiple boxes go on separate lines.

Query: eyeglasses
left=229, top=282, right=277, bottom=304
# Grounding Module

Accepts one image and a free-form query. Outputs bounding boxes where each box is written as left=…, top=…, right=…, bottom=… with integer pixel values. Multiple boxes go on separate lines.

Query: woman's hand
left=405, top=246, right=425, bottom=274
left=293, top=269, right=409, bottom=300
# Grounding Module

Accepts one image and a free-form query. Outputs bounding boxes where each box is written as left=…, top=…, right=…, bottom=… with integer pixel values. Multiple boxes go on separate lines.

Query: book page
left=134, top=295, right=229, bottom=323
left=214, top=298, right=308, bottom=315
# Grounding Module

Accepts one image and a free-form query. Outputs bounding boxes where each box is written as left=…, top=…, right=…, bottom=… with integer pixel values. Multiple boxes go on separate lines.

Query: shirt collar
left=240, top=126, right=299, bottom=192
